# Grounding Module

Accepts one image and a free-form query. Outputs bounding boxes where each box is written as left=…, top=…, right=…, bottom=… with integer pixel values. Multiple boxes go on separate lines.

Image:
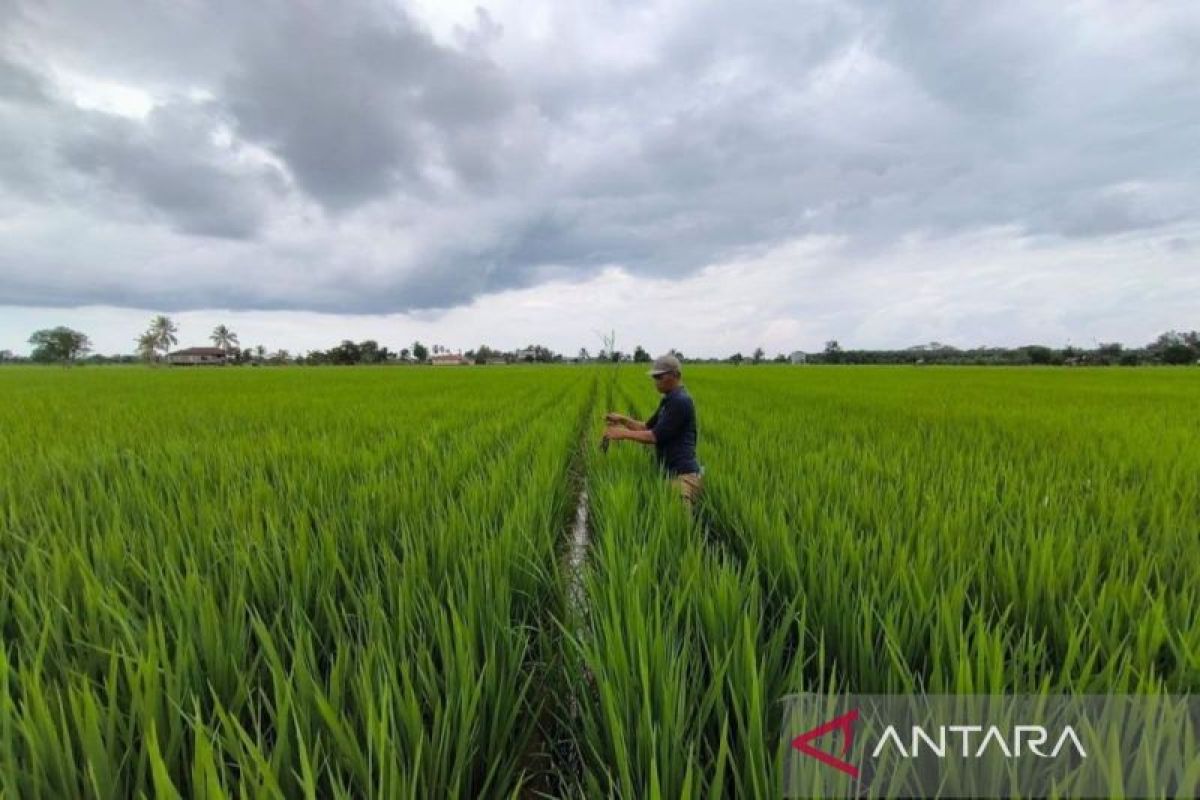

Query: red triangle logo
left=790, top=708, right=860, bottom=778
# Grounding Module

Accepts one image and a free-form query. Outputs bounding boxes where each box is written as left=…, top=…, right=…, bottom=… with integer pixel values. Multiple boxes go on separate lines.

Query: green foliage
left=471, top=344, right=502, bottom=364
left=1159, top=343, right=1195, bottom=365
left=693, top=366, right=1198, bottom=696
left=209, top=324, right=239, bottom=353
left=568, top=365, right=1199, bottom=796
left=1025, top=345, right=1053, bottom=364
left=27, top=326, right=91, bottom=363
left=0, top=366, right=593, bottom=797
left=0, top=364, right=1195, bottom=797
left=144, top=315, right=179, bottom=360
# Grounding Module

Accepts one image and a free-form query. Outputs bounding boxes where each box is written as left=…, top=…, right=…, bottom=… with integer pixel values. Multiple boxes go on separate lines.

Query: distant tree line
left=711, top=332, right=1199, bottom=366
left=300, top=340, right=569, bottom=365
left=302, top=340, right=395, bottom=365
left=781, top=332, right=1199, bottom=366
left=7, top=321, right=1199, bottom=367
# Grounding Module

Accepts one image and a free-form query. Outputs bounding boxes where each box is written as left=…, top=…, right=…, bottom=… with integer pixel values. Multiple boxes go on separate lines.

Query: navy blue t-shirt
left=646, top=386, right=699, bottom=476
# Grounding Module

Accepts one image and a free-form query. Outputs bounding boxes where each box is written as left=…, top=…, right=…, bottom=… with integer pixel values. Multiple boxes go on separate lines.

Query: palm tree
left=148, top=315, right=178, bottom=361
left=254, top=344, right=267, bottom=362
left=210, top=324, right=239, bottom=355
left=135, top=331, right=157, bottom=363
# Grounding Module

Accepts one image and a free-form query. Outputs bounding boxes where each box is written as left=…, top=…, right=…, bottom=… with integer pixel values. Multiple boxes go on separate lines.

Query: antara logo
left=790, top=709, right=861, bottom=778
left=871, top=725, right=1087, bottom=759
left=791, top=709, right=1088, bottom=778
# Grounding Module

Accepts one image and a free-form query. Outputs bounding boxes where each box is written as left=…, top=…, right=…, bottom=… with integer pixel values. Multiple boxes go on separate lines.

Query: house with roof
left=430, top=352, right=470, bottom=366
left=167, top=347, right=228, bottom=365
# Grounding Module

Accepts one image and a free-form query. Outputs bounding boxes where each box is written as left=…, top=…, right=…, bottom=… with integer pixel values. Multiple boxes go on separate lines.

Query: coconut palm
left=210, top=324, right=239, bottom=354
left=147, top=315, right=178, bottom=361
left=135, top=331, right=158, bottom=363
left=254, top=344, right=267, bottom=362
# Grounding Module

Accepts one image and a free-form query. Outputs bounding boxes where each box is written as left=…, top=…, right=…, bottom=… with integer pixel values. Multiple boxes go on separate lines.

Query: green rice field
left=1, top=365, right=1197, bottom=797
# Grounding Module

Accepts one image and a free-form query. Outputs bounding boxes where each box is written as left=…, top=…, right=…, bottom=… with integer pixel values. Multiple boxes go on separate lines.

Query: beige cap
left=648, top=353, right=682, bottom=376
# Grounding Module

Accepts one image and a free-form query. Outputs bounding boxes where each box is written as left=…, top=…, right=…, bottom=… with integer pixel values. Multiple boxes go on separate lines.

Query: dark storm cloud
left=0, top=0, right=1197, bottom=314
left=223, top=3, right=521, bottom=210
left=60, top=100, right=286, bottom=238
left=0, top=53, right=46, bottom=102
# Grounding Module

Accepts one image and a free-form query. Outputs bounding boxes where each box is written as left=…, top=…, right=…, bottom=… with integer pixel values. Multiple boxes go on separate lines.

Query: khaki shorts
left=671, top=472, right=704, bottom=507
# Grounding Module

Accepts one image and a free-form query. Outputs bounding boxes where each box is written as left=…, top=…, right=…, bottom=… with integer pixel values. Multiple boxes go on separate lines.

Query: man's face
left=652, top=371, right=679, bottom=393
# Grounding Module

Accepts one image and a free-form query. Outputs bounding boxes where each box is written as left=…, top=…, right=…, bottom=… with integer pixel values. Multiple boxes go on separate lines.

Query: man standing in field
left=603, top=354, right=703, bottom=508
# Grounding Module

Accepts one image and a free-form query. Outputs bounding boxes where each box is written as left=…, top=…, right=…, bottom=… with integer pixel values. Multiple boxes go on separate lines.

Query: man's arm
left=604, top=426, right=655, bottom=444
left=605, top=399, right=681, bottom=446
left=604, top=412, right=649, bottom=431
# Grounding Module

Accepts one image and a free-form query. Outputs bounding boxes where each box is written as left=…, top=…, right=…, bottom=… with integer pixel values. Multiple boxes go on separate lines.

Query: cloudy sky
left=1, top=0, right=1197, bottom=357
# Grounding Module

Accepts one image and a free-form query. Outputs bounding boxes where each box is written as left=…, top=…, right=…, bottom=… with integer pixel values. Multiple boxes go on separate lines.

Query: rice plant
left=566, top=364, right=1197, bottom=797
left=0, top=366, right=593, bottom=798
left=1, top=363, right=1195, bottom=797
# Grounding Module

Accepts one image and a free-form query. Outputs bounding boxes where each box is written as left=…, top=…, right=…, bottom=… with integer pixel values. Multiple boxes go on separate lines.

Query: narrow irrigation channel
left=562, top=377, right=601, bottom=630
left=549, top=409, right=600, bottom=791
left=565, top=478, right=592, bottom=620
left=515, top=378, right=600, bottom=796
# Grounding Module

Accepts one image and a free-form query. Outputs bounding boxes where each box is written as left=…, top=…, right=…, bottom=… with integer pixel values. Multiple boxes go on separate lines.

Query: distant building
left=515, top=347, right=538, bottom=362
left=430, top=353, right=470, bottom=366
left=168, top=347, right=227, bottom=365
left=789, top=351, right=807, bottom=364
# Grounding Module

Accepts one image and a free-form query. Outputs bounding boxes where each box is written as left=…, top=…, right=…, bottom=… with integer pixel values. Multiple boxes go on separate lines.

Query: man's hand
left=605, top=412, right=650, bottom=432
left=602, top=425, right=626, bottom=441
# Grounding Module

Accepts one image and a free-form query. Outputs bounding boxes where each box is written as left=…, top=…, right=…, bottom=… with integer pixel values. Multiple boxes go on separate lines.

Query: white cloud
left=49, top=66, right=155, bottom=118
